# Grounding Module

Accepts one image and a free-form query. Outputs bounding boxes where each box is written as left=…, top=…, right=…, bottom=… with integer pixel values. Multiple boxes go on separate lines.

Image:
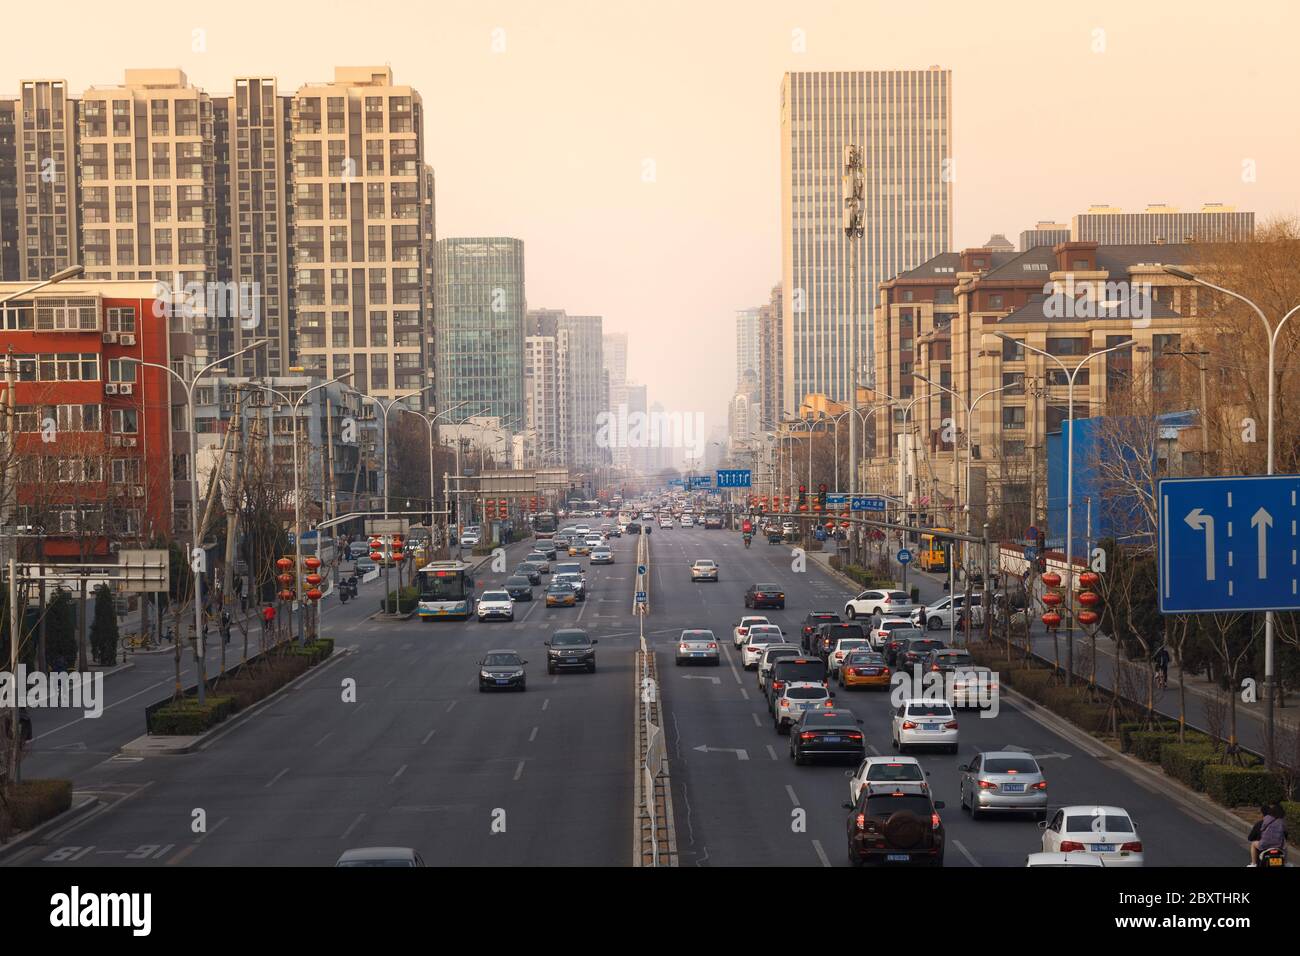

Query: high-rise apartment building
left=291, top=67, right=434, bottom=401
left=603, top=332, right=627, bottom=387
left=757, top=282, right=783, bottom=431
left=1072, top=203, right=1253, bottom=245
left=437, top=237, right=525, bottom=426
left=735, top=307, right=761, bottom=388
left=0, top=99, right=18, bottom=280
left=524, top=334, right=561, bottom=465
left=10, top=80, right=81, bottom=283
left=780, top=68, right=953, bottom=414
left=528, top=308, right=605, bottom=472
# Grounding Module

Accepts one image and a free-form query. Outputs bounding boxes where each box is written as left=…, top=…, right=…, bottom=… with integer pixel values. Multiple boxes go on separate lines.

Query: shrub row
left=3, top=778, right=72, bottom=833
left=381, top=585, right=419, bottom=614
left=149, top=696, right=237, bottom=735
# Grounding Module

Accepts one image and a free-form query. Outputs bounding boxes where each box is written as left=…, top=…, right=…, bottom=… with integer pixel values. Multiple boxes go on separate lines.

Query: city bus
left=918, top=528, right=951, bottom=572
left=415, top=560, right=477, bottom=620
left=533, top=511, right=558, bottom=539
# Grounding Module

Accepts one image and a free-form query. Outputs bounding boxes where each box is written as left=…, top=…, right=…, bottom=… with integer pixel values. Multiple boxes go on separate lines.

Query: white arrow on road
left=1184, top=508, right=1216, bottom=581
left=693, top=744, right=749, bottom=760
left=680, top=674, right=722, bottom=684
left=1251, top=507, right=1273, bottom=579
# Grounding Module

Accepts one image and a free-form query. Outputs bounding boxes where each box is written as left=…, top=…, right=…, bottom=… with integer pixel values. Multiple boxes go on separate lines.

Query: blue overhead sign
left=688, top=475, right=713, bottom=489
left=715, top=469, right=752, bottom=489
left=1158, top=474, right=1300, bottom=613
left=826, top=493, right=848, bottom=507
left=851, top=496, right=887, bottom=512
left=669, top=479, right=686, bottom=488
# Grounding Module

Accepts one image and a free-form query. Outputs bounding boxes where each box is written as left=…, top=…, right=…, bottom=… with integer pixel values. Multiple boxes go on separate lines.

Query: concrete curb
left=120, top=645, right=356, bottom=756
left=1000, top=683, right=1256, bottom=844
left=0, top=793, right=101, bottom=861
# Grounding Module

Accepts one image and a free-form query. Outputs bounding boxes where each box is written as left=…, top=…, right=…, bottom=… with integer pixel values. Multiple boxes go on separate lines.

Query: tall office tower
left=422, top=164, right=437, bottom=386
left=436, top=237, right=525, bottom=426
left=291, top=67, right=434, bottom=401
left=780, top=69, right=952, bottom=413
left=528, top=308, right=606, bottom=471
left=1019, top=221, right=1070, bottom=251
left=0, top=99, right=18, bottom=280
left=1072, top=203, right=1254, bottom=245
left=524, top=334, right=561, bottom=465
left=603, top=331, right=628, bottom=387
left=757, top=282, right=783, bottom=430
left=79, top=70, right=217, bottom=352
left=624, top=383, right=649, bottom=475
left=735, top=307, right=761, bottom=388
left=211, top=78, right=293, bottom=376
left=12, top=80, right=81, bottom=283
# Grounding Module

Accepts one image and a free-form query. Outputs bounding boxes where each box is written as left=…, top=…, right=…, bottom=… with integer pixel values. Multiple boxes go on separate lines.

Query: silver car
left=675, top=629, right=720, bottom=666
left=958, top=751, right=1049, bottom=820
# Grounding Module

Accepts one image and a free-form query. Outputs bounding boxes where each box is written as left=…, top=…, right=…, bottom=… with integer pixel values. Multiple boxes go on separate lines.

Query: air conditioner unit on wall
left=102, top=332, right=118, bottom=344
left=132, top=485, right=144, bottom=497
left=119, top=334, right=136, bottom=346
left=119, top=383, right=134, bottom=395
left=104, top=383, right=119, bottom=395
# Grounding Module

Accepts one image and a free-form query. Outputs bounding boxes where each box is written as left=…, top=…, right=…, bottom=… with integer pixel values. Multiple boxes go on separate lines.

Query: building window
left=1002, top=406, right=1025, bottom=430
left=108, top=359, right=137, bottom=382
left=1001, top=337, right=1024, bottom=362
left=111, top=408, right=139, bottom=434
left=1002, top=439, right=1026, bottom=458
left=106, top=307, right=137, bottom=332
left=1001, top=372, right=1024, bottom=395
left=1046, top=336, right=1087, bottom=357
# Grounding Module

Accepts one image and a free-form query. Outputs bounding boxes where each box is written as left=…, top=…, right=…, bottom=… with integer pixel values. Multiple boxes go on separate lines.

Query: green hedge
left=1130, top=731, right=1178, bottom=763
left=381, top=585, right=419, bottom=614
left=1160, top=743, right=1221, bottom=792
left=1203, top=764, right=1285, bottom=808
left=828, top=557, right=881, bottom=588
left=287, top=638, right=335, bottom=664
left=149, top=696, right=237, bottom=735
left=4, top=778, right=72, bottom=832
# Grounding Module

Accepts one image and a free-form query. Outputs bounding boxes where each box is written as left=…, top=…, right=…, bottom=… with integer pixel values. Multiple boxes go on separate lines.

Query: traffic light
left=817, top=483, right=828, bottom=512
left=798, top=484, right=807, bottom=512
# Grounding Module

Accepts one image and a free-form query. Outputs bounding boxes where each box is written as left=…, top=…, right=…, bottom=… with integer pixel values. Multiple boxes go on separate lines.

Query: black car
left=546, top=628, right=598, bottom=674
left=801, top=612, right=841, bottom=651
left=504, top=575, right=534, bottom=601
left=766, top=657, right=829, bottom=711
left=844, top=783, right=946, bottom=867
left=925, top=648, right=974, bottom=673
left=814, top=622, right=867, bottom=660
left=627, top=522, right=642, bottom=534
left=536, top=541, right=559, bottom=560
left=478, top=650, right=528, bottom=692
left=897, top=637, right=947, bottom=669
left=789, top=708, right=865, bottom=765
left=745, top=583, right=786, bottom=610
left=514, top=564, right=542, bottom=586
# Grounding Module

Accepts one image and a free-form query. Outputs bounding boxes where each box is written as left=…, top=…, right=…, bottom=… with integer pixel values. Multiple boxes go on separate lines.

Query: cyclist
left=1152, top=644, right=1171, bottom=690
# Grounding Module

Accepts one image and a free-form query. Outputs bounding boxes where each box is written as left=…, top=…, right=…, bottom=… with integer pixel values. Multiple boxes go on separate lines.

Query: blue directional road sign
left=715, top=469, right=752, bottom=489
left=851, top=496, right=887, bottom=512
left=1158, top=474, right=1300, bottom=613
left=669, top=479, right=686, bottom=488
left=897, top=548, right=913, bottom=565
left=637, top=564, right=647, bottom=575
left=826, top=493, right=848, bottom=507
left=635, top=591, right=647, bottom=604
left=1024, top=546, right=1039, bottom=562
left=688, top=475, right=713, bottom=489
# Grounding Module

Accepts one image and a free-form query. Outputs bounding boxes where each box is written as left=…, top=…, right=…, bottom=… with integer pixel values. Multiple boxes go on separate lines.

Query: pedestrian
left=1153, top=644, right=1171, bottom=688
left=262, top=602, right=276, bottom=638
left=240, top=577, right=249, bottom=612
left=221, top=610, right=232, bottom=645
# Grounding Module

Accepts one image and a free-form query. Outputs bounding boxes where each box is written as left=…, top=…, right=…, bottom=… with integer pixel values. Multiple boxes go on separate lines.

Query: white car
left=757, top=644, right=802, bottom=691
left=870, top=618, right=923, bottom=651
left=773, top=681, right=833, bottom=734
left=475, top=590, right=515, bottom=622
left=914, top=593, right=985, bottom=631
left=590, top=547, right=614, bottom=565
left=891, top=699, right=959, bottom=753
left=827, top=638, right=871, bottom=674
left=1040, top=806, right=1144, bottom=867
left=733, top=615, right=770, bottom=648
left=846, top=755, right=928, bottom=805
left=460, top=531, right=481, bottom=547
left=741, top=625, right=786, bottom=669
left=780, top=521, right=796, bottom=535
left=680, top=515, right=694, bottom=527
left=675, top=629, right=720, bottom=666
left=1025, top=852, right=1106, bottom=868
left=659, top=516, right=674, bottom=529
left=844, top=588, right=914, bottom=620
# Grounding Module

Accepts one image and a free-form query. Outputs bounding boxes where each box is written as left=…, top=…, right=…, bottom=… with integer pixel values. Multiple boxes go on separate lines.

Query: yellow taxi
left=545, top=581, right=578, bottom=607
left=838, top=650, right=891, bottom=690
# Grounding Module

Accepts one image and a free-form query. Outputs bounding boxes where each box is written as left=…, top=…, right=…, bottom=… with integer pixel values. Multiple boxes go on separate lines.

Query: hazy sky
left=9, top=1, right=1299, bottom=432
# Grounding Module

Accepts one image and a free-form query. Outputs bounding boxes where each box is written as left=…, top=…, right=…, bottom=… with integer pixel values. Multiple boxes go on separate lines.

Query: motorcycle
left=339, top=586, right=351, bottom=604
left=743, top=533, right=752, bottom=549
left=1259, top=846, right=1287, bottom=868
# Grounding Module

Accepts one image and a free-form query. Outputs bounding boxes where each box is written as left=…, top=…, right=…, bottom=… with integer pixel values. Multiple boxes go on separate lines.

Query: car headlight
left=480, top=671, right=493, bottom=679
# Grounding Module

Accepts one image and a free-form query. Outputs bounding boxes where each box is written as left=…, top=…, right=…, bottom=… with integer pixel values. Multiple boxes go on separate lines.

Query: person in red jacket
left=261, top=603, right=276, bottom=637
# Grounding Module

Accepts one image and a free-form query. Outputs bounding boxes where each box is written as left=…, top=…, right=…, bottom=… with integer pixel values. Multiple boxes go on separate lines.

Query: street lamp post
left=131, top=339, right=268, bottom=705
left=994, top=332, right=1135, bottom=688
left=391, top=400, right=471, bottom=549
left=1162, top=267, right=1300, bottom=765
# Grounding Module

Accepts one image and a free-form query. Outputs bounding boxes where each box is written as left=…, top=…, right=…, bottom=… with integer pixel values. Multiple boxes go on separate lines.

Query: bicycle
left=121, top=631, right=156, bottom=652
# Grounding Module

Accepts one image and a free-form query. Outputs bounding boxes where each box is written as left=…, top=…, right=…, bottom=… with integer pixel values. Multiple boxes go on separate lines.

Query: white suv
left=773, top=682, right=833, bottom=734
left=741, top=625, right=786, bottom=669
left=733, top=616, right=770, bottom=648
left=844, top=589, right=913, bottom=620
left=914, top=593, right=985, bottom=631
left=891, top=699, right=959, bottom=754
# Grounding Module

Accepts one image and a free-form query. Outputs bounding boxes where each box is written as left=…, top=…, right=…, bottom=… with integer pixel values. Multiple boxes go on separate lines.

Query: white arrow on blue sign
left=897, top=548, right=912, bottom=565
left=851, top=496, right=887, bottom=512
left=635, top=591, right=647, bottom=604
left=715, top=469, right=752, bottom=489
left=1158, top=474, right=1300, bottom=613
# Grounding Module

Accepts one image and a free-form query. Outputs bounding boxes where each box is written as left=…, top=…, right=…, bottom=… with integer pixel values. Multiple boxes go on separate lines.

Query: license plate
left=823, top=736, right=841, bottom=743
left=923, top=723, right=939, bottom=731
left=865, top=668, right=880, bottom=675
left=692, top=652, right=706, bottom=657
left=1089, top=844, right=1114, bottom=853
left=886, top=854, right=910, bottom=862
left=1002, top=783, right=1025, bottom=792
left=495, top=679, right=509, bottom=685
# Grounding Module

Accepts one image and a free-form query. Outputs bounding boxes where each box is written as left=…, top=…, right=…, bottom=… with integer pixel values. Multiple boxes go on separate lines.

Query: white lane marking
left=264, top=767, right=290, bottom=789
left=529, top=726, right=539, bottom=742
left=952, top=838, right=982, bottom=867
left=35, top=676, right=173, bottom=740
left=740, top=687, right=750, bottom=700
left=513, top=760, right=526, bottom=781
left=785, top=785, right=800, bottom=806
left=314, top=731, right=333, bottom=748
left=384, top=677, right=396, bottom=688
left=421, top=729, right=437, bottom=745
left=542, top=698, right=550, bottom=711
left=751, top=712, right=762, bottom=727
left=446, top=700, right=457, bottom=713
left=389, top=764, right=408, bottom=785
left=340, top=812, right=366, bottom=841
left=811, top=839, right=831, bottom=867
left=767, top=745, right=779, bottom=761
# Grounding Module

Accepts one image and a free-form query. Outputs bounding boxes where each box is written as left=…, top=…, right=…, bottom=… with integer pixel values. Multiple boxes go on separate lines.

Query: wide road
left=649, top=524, right=1246, bottom=867
left=6, top=535, right=637, bottom=867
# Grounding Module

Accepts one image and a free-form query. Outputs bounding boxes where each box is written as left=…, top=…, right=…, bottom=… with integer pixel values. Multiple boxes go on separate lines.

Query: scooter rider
left=1249, top=802, right=1287, bottom=866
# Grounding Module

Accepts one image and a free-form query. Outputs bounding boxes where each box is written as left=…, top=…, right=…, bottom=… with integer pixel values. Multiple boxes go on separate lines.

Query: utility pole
left=842, top=144, right=864, bottom=566
left=219, top=386, right=246, bottom=675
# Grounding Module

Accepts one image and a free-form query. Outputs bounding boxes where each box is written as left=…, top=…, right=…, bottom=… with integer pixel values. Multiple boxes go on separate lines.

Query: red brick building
left=1, top=280, right=174, bottom=559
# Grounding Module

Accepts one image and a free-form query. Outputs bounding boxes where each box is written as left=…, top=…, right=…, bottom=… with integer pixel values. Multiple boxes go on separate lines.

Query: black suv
left=766, top=657, right=829, bottom=712
left=800, top=612, right=841, bottom=651
left=844, top=783, right=946, bottom=867
left=814, top=622, right=867, bottom=659
left=504, top=576, right=534, bottom=601
left=896, top=637, right=947, bottom=669
left=545, top=628, right=598, bottom=674
left=514, top=564, right=542, bottom=586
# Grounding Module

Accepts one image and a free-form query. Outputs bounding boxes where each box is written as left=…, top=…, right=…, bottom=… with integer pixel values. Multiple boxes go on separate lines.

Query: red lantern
left=370, top=551, right=384, bottom=562
left=1041, top=611, right=1062, bottom=628
left=276, top=557, right=293, bottom=571
left=1042, top=572, right=1061, bottom=588
left=840, top=521, right=850, bottom=528
left=1078, top=590, right=1100, bottom=607
left=369, top=538, right=383, bottom=549
left=1041, top=591, right=1062, bottom=607
left=1079, top=571, right=1100, bottom=589
left=306, top=573, right=323, bottom=587
left=306, top=589, right=323, bottom=601
left=277, top=573, right=294, bottom=586
left=1078, top=610, right=1100, bottom=626
left=278, top=589, right=295, bottom=601
left=304, top=556, right=322, bottom=571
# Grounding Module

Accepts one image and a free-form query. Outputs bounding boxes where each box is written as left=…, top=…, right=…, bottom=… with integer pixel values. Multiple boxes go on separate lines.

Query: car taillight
left=978, top=780, right=997, bottom=790
left=679, top=644, right=689, bottom=650
left=882, top=667, right=891, bottom=677
left=1059, top=841, right=1086, bottom=853
left=780, top=699, right=789, bottom=707
left=773, top=680, right=785, bottom=690
left=930, top=663, right=940, bottom=672
left=901, top=720, right=917, bottom=729
left=708, top=643, right=717, bottom=649
left=931, top=813, right=941, bottom=829
left=755, top=593, right=765, bottom=598
left=846, top=731, right=863, bottom=740
left=944, top=720, right=959, bottom=729
left=1121, top=841, right=1143, bottom=853
left=800, top=732, right=816, bottom=740
left=1031, top=781, right=1048, bottom=791
left=855, top=813, right=866, bottom=830
left=738, top=628, right=748, bottom=636
left=847, top=668, right=858, bottom=676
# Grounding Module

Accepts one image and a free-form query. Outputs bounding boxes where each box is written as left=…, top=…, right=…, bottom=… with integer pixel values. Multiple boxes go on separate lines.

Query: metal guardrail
left=633, top=529, right=676, bottom=866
